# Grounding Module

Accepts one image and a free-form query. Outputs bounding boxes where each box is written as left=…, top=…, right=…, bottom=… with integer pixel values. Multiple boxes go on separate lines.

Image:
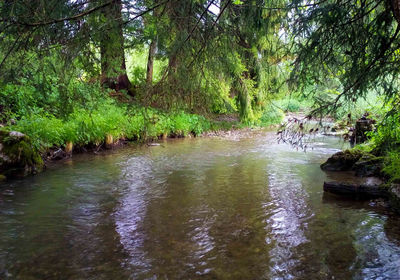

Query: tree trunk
left=146, top=0, right=161, bottom=86
left=99, top=0, right=133, bottom=96
left=237, top=77, right=253, bottom=122
left=165, top=0, right=188, bottom=84
left=391, top=0, right=400, bottom=24
left=167, top=53, right=178, bottom=81
left=146, top=37, right=157, bottom=86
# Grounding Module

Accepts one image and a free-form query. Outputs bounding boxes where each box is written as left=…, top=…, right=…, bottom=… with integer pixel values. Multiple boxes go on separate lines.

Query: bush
left=277, top=98, right=301, bottom=112
left=12, top=110, right=65, bottom=150
left=382, top=151, right=400, bottom=182
left=258, top=105, right=284, bottom=126
left=353, top=109, right=400, bottom=182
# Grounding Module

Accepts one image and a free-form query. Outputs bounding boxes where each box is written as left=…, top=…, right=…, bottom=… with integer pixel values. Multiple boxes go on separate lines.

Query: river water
left=0, top=130, right=399, bottom=279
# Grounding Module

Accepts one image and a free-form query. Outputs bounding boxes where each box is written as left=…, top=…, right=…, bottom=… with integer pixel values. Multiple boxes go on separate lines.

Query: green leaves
left=293, top=0, right=400, bottom=117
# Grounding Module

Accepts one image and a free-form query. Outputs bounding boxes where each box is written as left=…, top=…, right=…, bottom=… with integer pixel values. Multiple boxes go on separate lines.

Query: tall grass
left=10, top=101, right=212, bottom=151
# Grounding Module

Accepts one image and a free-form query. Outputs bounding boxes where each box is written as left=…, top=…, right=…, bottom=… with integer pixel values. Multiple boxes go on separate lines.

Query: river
left=0, top=130, right=399, bottom=279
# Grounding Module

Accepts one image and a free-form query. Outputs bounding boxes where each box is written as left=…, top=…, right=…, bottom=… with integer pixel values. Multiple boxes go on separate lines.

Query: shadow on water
left=0, top=131, right=399, bottom=279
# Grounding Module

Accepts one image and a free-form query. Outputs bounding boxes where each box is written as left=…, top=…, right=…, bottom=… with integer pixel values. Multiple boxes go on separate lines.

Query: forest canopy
left=0, top=0, right=290, bottom=121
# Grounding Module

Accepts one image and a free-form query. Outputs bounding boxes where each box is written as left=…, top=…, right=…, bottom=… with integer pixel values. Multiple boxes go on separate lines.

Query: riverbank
left=0, top=99, right=289, bottom=180
left=0, top=105, right=263, bottom=180
left=320, top=149, right=400, bottom=213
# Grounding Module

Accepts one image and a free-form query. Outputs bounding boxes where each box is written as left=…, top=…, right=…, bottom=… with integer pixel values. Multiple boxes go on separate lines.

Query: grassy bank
left=4, top=100, right=220, bottom=153
left=2, top=97, right=291, bottom=156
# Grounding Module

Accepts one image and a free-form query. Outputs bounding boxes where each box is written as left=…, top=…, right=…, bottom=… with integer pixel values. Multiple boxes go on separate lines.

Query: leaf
left=233, top=0, right=243, bottom=4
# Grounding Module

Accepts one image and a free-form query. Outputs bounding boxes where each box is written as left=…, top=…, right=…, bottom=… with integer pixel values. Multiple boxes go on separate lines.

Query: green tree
left=97, top=0, right=132, bottom=95
left=291, top=0, right=400, bottom=116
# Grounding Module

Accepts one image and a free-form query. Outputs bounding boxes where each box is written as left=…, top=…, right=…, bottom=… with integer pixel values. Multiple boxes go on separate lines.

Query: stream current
left=0, top=130, right=400, bottom=279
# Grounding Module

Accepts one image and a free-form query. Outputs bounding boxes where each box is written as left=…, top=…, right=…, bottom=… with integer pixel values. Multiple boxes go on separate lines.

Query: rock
left=9, top=131, right=25, bottom=138
left=147, top=143, right=161, bottom=146
left=353, top=154, right=383, bottom=177
left=51, top=148, right=66, bottom=160
left=321, top=150, right=362, bottom=171
left=321, top=150, right=383, bottom=177
left=323, top=181, right=386, bottom=198
left=0, top=130, right=44, bottom=178
left=388, top=184, right=400, bottom=213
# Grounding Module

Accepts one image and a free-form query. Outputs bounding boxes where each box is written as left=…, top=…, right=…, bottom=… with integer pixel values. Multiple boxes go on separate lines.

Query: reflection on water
left=0, top=131, right=399, bottom=279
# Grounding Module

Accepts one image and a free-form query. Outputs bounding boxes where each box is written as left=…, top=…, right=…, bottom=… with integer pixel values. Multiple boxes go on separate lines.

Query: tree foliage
left=0, top=0, right=290, bottom=123
left=4, top=0, right=400, bottom=133
left=291, top=0, right=400, bottom=116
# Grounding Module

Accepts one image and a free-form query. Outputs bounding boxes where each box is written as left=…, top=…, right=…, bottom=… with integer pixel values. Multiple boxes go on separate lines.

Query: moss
left=0, top=130, right=8, bottom=138
left=321, top=149, right=363, bottom=171
left=379, top=182, right=391, bottom=189
left=358, top=154, right=383, bottom=162
left=3, top=139, right=42, bottom=166
left=352, top=152, right=384, bottom=177
left=0, top=130, right=44, bottom=177
left=343, top=149, right=363, bottom=160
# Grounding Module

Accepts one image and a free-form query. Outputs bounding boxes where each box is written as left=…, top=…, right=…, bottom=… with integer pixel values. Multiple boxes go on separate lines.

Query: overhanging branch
left=4, top=0, right=114, bottom=27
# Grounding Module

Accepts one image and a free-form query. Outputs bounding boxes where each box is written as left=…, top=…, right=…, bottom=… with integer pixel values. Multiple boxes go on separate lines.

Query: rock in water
left=388, top=184, right=400, bottom=213
left=51, top=148, right=66, bottom=160
left=147, top=143, right=161, bottom=146
left=0, top=130, right=44, bottom=179
left=353, top=154, right=383, bottom=177
left=321, top=150, right=362, bottom=171
left=323, top=181, right=385, bottom=198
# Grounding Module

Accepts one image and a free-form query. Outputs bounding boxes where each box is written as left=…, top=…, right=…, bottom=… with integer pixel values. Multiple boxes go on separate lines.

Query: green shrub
left=0, top=83, right=40, bottom=119
left=126, top=113, right=145, bottom=139
left=12, top=111, right=65, bottom=150
left=258, top=105, right=284, bottom=126
left=382, top=151, right=400, bottom=182
left=277, top=98, right=301, bottom=112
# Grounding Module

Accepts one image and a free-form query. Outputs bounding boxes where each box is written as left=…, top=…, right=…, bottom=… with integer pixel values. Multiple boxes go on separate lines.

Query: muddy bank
left=0, top=131, right=181, bottom=180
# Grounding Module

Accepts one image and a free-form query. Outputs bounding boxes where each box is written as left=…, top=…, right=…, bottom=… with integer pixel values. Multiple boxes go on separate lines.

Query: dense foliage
left=0, top=0, right=294, bottom=155
left=289, top=0, right=400, bottom=180
left=1, top=0, right=400, bottom=179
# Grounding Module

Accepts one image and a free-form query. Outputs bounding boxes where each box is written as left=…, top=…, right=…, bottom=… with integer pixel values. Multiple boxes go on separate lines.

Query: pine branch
left=4, top=1, right=114, bottom=27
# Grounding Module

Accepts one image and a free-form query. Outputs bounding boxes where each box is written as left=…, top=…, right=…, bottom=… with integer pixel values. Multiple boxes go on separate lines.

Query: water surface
left=0, top=131, right=399, bottom=279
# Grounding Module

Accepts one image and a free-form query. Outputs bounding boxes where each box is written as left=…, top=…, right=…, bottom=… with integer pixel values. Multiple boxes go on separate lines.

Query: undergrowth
left=8, top=100, right=213, bottom=151
left=257, top=104, right=284, bottom=126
